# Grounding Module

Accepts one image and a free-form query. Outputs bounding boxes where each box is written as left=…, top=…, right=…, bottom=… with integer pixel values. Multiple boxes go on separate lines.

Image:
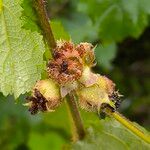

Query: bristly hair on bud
left=77, top=73, right=123, bottom=113
left=25, top=79, right=61, bottom=115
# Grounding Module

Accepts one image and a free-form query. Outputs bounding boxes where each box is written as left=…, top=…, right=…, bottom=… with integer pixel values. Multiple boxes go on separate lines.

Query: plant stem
left=105, top=108, right=150, bottom=144
left=112, top=112, right=150, bottom=143
left=34, top=0, right=56, bottom=50
left=66, top=92, right=85, bottom=141
left=33, top=0, right=85, bottom=141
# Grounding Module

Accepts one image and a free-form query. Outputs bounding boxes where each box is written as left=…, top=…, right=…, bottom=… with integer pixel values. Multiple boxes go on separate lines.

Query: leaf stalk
left=105, top=108, right=150, bottom=144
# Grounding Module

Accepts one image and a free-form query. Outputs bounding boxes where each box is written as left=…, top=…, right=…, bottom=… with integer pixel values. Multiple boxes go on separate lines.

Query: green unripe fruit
left=97, top=75, right=115, bottom=95
left=34, top=79, right=60, bottom=102
left=77, top=84, right=112, bottom=112
left=77, top=82, right=116, bottom=113
left=77, top=70, right=120, bottom=113
left=26, top=79, right=61, bottom=114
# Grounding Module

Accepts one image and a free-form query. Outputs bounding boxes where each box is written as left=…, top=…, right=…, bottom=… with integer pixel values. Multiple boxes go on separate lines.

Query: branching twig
left=33, top=0, right=85, bottom=141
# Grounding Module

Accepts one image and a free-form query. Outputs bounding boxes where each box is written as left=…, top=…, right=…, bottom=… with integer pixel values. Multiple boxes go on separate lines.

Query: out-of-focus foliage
left=72, top=118, right=150, bottom=150
left=78, top=0, right=150, bottom=42
left=0, top=94, right=71, bottom=150
left=51, top=21, right=70, bottom=40
left=95, top=42, right=117, bottom=69
left=0, top=0, right=2, bottom=13
left=0, top=0, right=150, bottom=150
left=22, top=0, right=40, bottom=31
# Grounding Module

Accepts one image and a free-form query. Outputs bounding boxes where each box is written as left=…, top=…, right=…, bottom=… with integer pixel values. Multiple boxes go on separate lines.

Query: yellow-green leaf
left=0, top=0, right=2, bottom=13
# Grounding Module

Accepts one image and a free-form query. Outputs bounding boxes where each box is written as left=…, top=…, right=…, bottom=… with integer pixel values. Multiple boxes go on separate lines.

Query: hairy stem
left=105, top=109, right=150, bottom=144
left=33, top=0, right=85, bottom=141
left=66, top=92, right=85, bottom=141
left=34, top=0, right=56, bottom=50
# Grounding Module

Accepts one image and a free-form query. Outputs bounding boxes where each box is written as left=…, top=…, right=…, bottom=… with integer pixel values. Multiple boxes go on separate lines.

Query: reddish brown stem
left=34, top=0, right=56, bottom=50
left=66, top=92, right=85, bottom=141
left=33, top=0, right=85, bottom=141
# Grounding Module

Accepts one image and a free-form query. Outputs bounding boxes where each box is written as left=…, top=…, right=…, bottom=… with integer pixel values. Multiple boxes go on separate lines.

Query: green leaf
left=51, top=21, right=70, bottom=41
left=21, top=0, right=40, bottom=32
left=28, top=132, right=66, bottom=150
left=0, top=94, right=70, bottom=150
left=28, top=103, right=71, bottom=150
left=60, top=13, right=98, bottom=43
left=78, top=0, right=150, bottom=41
left=95, top=42, right=117, bottom=69
left=0, top=95, right=32, bottom=150
left=0, top=0, right=2, bottom=13
left=43, top=103, right=71, bottom=137
left=72, top=117, right=150, bottom=150
left=0, top=0, right=45, bottom=98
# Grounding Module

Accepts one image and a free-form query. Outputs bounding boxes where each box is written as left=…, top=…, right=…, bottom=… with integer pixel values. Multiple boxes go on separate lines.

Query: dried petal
left=79, top=66, right=98, bottom=87
left=60, top=81, right=78, bottom=98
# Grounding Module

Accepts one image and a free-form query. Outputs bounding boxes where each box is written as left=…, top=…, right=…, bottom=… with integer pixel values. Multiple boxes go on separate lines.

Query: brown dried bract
left=53, top=41, right=80, bottom=60
left=75, top=42, right=95, bottom=66
left=26, top=88, right=60, bottom=115
left=109, top=91, right=123, bottom=110
left=26, top=89, right=48, bottom=115
left=47, top=41, right=83, bottom=85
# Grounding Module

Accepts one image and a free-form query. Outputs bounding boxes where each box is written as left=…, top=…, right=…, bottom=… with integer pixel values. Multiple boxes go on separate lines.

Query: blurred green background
left=0, top=0, right=150, bottom=149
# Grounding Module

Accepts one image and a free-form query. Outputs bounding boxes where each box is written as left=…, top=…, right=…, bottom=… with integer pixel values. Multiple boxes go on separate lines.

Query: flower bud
left=25, top=79, right=61, bottom=114
left=77, top=84, right=113, bottom=113
left=77, top=74, right=121, bottom=113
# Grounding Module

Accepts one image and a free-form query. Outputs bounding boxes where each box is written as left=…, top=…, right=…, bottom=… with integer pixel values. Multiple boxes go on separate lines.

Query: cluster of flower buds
left=25, top=40, right=122, bottom=114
